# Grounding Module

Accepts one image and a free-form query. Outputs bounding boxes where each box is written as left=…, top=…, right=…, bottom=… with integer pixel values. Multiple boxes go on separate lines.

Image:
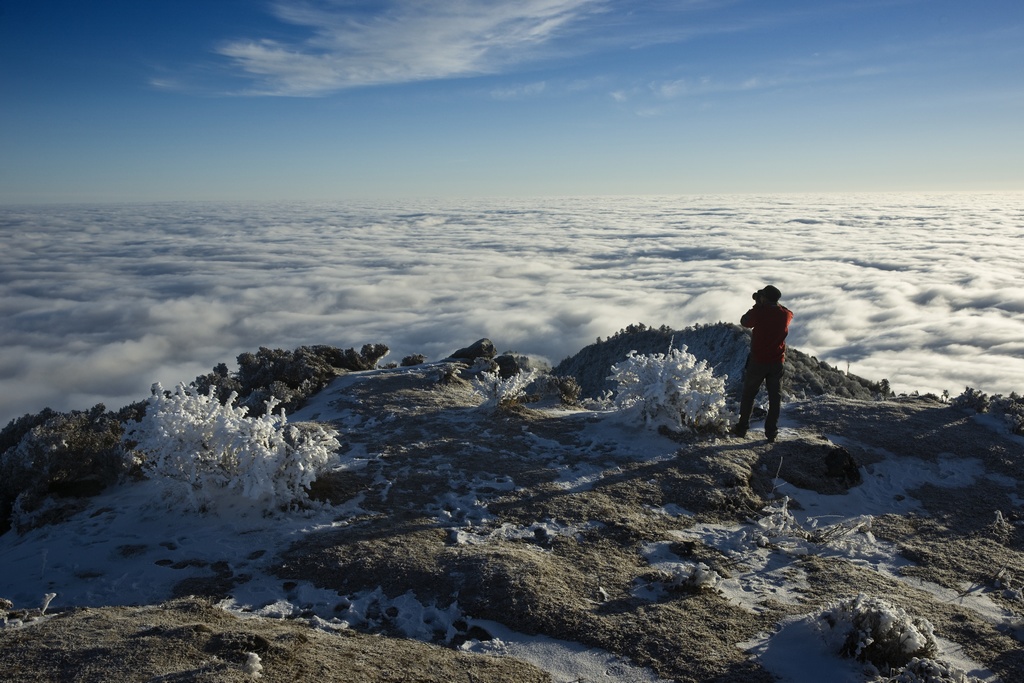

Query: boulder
left=493, top=354, right=520, bottom=378
left=448, top=339, right=497, bottom=362
left=825, top=446, right=862, bottom=486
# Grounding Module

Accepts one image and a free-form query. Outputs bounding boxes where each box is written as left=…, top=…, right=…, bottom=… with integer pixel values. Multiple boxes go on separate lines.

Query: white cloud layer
left=1, top=194, right=1022, bottom=424
left=218, top=0, right=605, bottom=95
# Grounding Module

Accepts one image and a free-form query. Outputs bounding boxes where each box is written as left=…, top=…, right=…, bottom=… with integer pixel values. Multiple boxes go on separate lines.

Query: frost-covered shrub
left=472, top=370, right=541, bottom=410
left=951, top=387, right=1024, bottom=435
left=951, top=387, right=989, bottom=413
left=194, top=343, right=390, bottom=417
left=242, top=652, right=264, bottom=679
left=401, top=354, right=427, bottom=367
left=882, top=657, right=979, bottom=683
left=0, top=404, right=129, bottom=534
left=551, top=375, right=581, bottom=405
left=747, top=496, right=806, bottom=548
left=555, top=322, right=881, bottom=402
left=124, top=383, right=340, bottom=513
left=504, top=374, right=581, bottom=406
left=664, top=562, right=721, bottom=592
left=820, top=594, right=938, bottom=672
left=608, top=346, right=732, bottom=433
left=990, top=393, right=1024, bottom=435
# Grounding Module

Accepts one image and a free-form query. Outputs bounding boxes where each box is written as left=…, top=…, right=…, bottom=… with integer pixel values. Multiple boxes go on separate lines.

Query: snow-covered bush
left=951, top=387, right=1024, bottom=435
left=608, top=346, right=732, bottom=433
left=124, top=383, right=340, bottom=513
left=819, top=594, right=938, bottom=672
left=990, top=393, right=1024, bottom=435
left=242, top=652, right=263, bottom=679
left=950, top=387, right=989, bottom=413
left=472, top=369, right=540, bottom=410
left=664, top=562, right=721, bottom=592
left=881, top=657, right=979, bottom=683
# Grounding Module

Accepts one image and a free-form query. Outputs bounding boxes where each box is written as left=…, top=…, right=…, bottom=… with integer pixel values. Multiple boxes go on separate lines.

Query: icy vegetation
left=0, top=342, right=388, bottom=532
left=819, top=594, right=938, bottom=671
left=0, top=404, right=131, bottom=534
left=125, top=383, right=340, bottom=513
left=554, top=322, right=887, bottom=401
left=608, top=345, right=732, bottom=433
left=472, top=368, right=542, bottom=410
left=952, top=388, right=1024, bottom=436
left=193, top=343, right=390, bottom=417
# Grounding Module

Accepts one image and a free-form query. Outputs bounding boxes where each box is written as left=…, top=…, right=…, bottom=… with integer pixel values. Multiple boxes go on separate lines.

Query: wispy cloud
left=617, top=48, right=895, bottom=116
left=216, top=0, right=608, bottom=96
left=490, top=81, right=548, bottom=100
left=204, top=0, right=922, bottom=99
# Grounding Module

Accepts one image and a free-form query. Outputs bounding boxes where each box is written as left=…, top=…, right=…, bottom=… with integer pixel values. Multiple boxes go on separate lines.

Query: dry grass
left=2, top=365, right=1022, bottom=682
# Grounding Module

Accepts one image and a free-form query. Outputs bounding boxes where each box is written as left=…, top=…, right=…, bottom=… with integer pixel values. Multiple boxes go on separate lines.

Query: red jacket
left=741, top=303, right=794, bottom=364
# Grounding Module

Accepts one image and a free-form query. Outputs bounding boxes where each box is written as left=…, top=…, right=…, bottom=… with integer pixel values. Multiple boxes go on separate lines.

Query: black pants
left=737, top=358, right=784, bottom=438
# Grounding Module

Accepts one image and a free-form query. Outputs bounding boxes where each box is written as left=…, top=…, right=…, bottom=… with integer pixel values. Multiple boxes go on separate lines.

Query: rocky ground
left=2, top=328, right=1023, bottom=682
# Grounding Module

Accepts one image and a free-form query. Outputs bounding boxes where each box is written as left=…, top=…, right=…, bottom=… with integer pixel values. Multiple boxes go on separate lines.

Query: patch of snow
left=226, top=580, right=676, bottom=683
left=428, top=490, right=496, bottom=526
left=739, top=616, right=869, bottom=683
left=932, top=636, right=1001, bottom=682
left=899, top=577, right=1024, bottom=641
left=972, top=412, right=1024, bottom=444
left=462, top=619, right=675, bottom=683
left=0, top=478, right=348, bottom=611
left=573, top=411, right=683, bottom=461
left=775, top=451, right=987, bottom=520
left=740, top=613, right=999, bottom=683
left=644, top=503, right=695, bottom=518
left=451, top=519, right=599, bottom=547
left=672, top=498, right=900, bottom=613
left=985, top=471, right=1018, bottom=487
left=552, top=461, right=614, bottom=492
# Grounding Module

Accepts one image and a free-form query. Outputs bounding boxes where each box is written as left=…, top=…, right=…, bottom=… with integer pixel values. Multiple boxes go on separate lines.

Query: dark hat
left=759, top=285, right=782, bottom=302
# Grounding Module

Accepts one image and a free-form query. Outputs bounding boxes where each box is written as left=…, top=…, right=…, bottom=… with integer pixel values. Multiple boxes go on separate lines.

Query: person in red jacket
left=734, top=285, right=794, bottom=442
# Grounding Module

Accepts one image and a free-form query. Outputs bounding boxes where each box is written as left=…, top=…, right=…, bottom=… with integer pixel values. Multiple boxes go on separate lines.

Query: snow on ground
left=664, top=414, right=1009, bottom=682
left=741, top=616, right=1001, bottom=683
left=0, top=478, right=348, bottom=611
left=461, top=619, right=675, bottom=683
left=0, top=370, right=1018, bottom=682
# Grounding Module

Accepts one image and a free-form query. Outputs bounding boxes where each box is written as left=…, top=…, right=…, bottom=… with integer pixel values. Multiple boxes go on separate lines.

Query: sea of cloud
left=1, top=193, right=1021, bottom=425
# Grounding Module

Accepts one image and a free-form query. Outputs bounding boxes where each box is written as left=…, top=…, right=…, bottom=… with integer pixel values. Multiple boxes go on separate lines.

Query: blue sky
left=2, top=0, right=1022, bottom=202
